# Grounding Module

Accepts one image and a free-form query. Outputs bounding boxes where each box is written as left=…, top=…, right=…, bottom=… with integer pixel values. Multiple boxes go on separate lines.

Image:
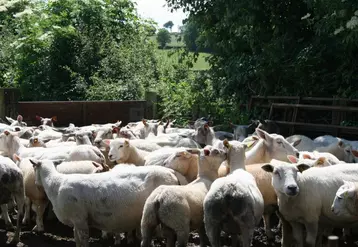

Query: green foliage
left=0, top=0, right=158, bottom=100
left=156, top=28, right=171, bottom=48
left=163, top=20, right=174, bottom=31
left=166, top=0, right=358, bottom=102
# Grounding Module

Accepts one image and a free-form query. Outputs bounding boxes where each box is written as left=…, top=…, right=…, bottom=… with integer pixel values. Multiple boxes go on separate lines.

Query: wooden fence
left=18, top=100, right=146, bottom=127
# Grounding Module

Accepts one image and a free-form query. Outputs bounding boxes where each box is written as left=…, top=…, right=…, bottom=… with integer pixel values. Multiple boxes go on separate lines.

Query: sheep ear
left=256, top=128, right=269, bottom=141
left=302, top=154, right=312, bottom=159
left=352, top=150, right=358, bottom=157
left=52, top=159, right=64, bottom=166
left=13, top=154, right=21, bottom=162
left=261, top=164, right=274, bottom=173
left=17, top=115, right=23, bottom=122
left=223, top=139, right=230, bottom=148
left=29, top=159, right=41, bottom=168
left=52, top=116, right=57, bottom=122
left=292, top=139, right=301, bottom=147
left=112, top=127, right=119, bottom=133
left=338, top=140, right=345, bottom=148
left=124, top=139, right=130, bottom=146
left=297, top=164, right=310, bottom=173
left=35, top=115, right=42, bottom=121
left=103, top=139, right=111, bottom=146
left=316, top=157, right=326, bottom=165
left=287, top=155, right=298, bottom=164
left=142, top=119, right=147, bottom=126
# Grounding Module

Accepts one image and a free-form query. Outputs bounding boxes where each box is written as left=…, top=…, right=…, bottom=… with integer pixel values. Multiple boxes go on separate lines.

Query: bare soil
left=0, top=212, right=356, bottom=247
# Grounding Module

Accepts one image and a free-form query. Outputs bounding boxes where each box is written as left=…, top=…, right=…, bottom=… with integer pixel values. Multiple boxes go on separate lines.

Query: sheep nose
left=295, top=152, right=300, bottom=158
left=287, top=185, right=298, bottom=193
left=108, top=154, right=113, bottom=159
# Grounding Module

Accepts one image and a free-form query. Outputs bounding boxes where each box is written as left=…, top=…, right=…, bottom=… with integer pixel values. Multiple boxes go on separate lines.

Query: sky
left=134, top=0, right=188, bottom=32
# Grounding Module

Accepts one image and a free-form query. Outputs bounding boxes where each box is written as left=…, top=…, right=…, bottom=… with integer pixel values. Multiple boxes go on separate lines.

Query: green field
left=156, top=49, right=211, bottom=71
left=150, top=32, right=185, bottom=48
left=151, top=33, right=210, bottom=71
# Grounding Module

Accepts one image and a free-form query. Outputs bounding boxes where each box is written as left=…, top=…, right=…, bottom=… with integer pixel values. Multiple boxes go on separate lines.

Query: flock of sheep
left=0, top=114, right=358, bottom=247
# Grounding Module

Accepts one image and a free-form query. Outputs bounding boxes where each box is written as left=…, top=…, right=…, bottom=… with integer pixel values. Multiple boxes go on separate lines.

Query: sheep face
left=107, top=139, right=130, bottom=162
left=201, top=146, right=227, bottom=171
left=118, top=128, right=137, bottom=139
left=94, top=127, right=113, bottom=147
left=163, top=150, right=195, bottom=174
left=339, top=141, right=356, bottom=163
left=288, top=155, right=330, bottom=167
left=223, top=140, right=247, bottom=164
left=193, top=123, right=212, bottom=146
left=331, top=181, right=358, bottom=217
left=0, top=130, right=14, bottom=151
left=261, top=162, right=310, bottom=197
left=75, top=131, right=93, bottom=145
left=36, top=116, right=57, bottom=127
left=29, top=136, right=45, bottom=148
left=256, top=128, right=300, bottom=161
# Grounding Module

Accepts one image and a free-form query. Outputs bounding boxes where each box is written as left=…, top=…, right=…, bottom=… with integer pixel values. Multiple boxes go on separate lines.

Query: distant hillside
left=150, top=33, right=185, bottom=48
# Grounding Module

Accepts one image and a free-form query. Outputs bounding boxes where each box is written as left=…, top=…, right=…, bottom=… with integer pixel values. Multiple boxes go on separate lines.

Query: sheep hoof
left=32, top=225, right=44, bottom=233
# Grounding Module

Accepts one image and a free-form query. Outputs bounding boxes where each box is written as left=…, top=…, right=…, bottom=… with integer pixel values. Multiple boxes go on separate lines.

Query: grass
left=156, top=49, right=211, bottom=71
left=149, top=33, right=185, bottom=48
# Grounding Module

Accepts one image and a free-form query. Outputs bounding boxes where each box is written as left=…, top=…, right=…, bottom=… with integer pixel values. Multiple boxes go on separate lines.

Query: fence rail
left=18, top=100, right=146, bottom=126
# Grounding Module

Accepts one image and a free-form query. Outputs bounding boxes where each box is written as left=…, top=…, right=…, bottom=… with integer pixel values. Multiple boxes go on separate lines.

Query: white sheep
left=162, top=149, right=199, bottom=183
left=0, top=155, right=25, bottom=243
left=286, top=134, right=316, bottom=151
left=0, top=131, right=104, bottom=163
left=140, top=146, right=227, bottom=247
left=245, top=128, right=300, bottom=165
left=331, top=181, right=358, bottom=219
left=298, top=151, right=340, bottom=165
left=262, top=161, right=358, bottom=247
left=105, top=138, right=150, bottom=166
left=35, top=115, right=57, bottom=127
left=204, top=140, right=264, bottom=247
left=30, top=159, right=185, bottom=246
left=6, top=115, right=27, bottom=127
left=315, top=140, right=355, bottom=163
left=14, top=155, right=109, bottom=233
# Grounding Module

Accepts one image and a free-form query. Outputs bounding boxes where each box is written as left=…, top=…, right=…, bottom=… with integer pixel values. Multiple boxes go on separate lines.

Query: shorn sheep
left=262, top=161, right=358, bottom=247
left=30, top=159, right=185, bottom=247
left=0, top=155, right=25, bottom=243
left=140, top=146, right=227, bottom=247
left=331, top=181, right=358, bottom=219
left=204, top=140, right=264, bottom=247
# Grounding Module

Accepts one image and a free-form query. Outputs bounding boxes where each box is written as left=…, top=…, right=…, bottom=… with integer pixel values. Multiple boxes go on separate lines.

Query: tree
left=156, top=28, right=171, bottom=48
left=163, top=21, right=174, bottom=32
left=165, top=0, right=358, bottom=100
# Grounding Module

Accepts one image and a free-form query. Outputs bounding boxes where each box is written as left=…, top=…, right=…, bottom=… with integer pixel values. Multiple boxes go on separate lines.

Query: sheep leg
left=74, top=226, right=89, bottom=247
left=277, top=212, right=293, bottom=247
left=22, top=197, right=31, bottom=225
left=1, top=204, right=13, bottom=229
left=231, top=234, right=238, bottom=247
left=290, top=222, right=304, bottom=247
left=12, top=192, right=25, bottom=243
left=32, top=200, right=48, bottom=232
left=198, top=224, right=210, bottom=247
left=126, top=229, right=136, bottom=244
left=263, top=213, right=274, bottom=240
left=114, top=233, right=122, bottom=246
left=162, top=225, right=176, bottom=247
left=176, top=229, right=190, bottom=247
left=204, top=221, right=221, bottom=247
left=304, top=222, right=318, bottom=247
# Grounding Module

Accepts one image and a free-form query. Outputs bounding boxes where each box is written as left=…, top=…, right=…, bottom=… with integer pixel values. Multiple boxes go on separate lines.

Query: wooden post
left=328, top=235, right=338, bottom=247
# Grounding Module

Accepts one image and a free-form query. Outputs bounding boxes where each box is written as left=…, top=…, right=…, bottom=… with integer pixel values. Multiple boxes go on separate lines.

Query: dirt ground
left=0, top=213, right=356, bottom=247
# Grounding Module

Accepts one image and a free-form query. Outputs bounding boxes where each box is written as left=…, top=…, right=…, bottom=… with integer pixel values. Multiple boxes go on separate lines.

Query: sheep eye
left=118, top=145, right=123, bottom=148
